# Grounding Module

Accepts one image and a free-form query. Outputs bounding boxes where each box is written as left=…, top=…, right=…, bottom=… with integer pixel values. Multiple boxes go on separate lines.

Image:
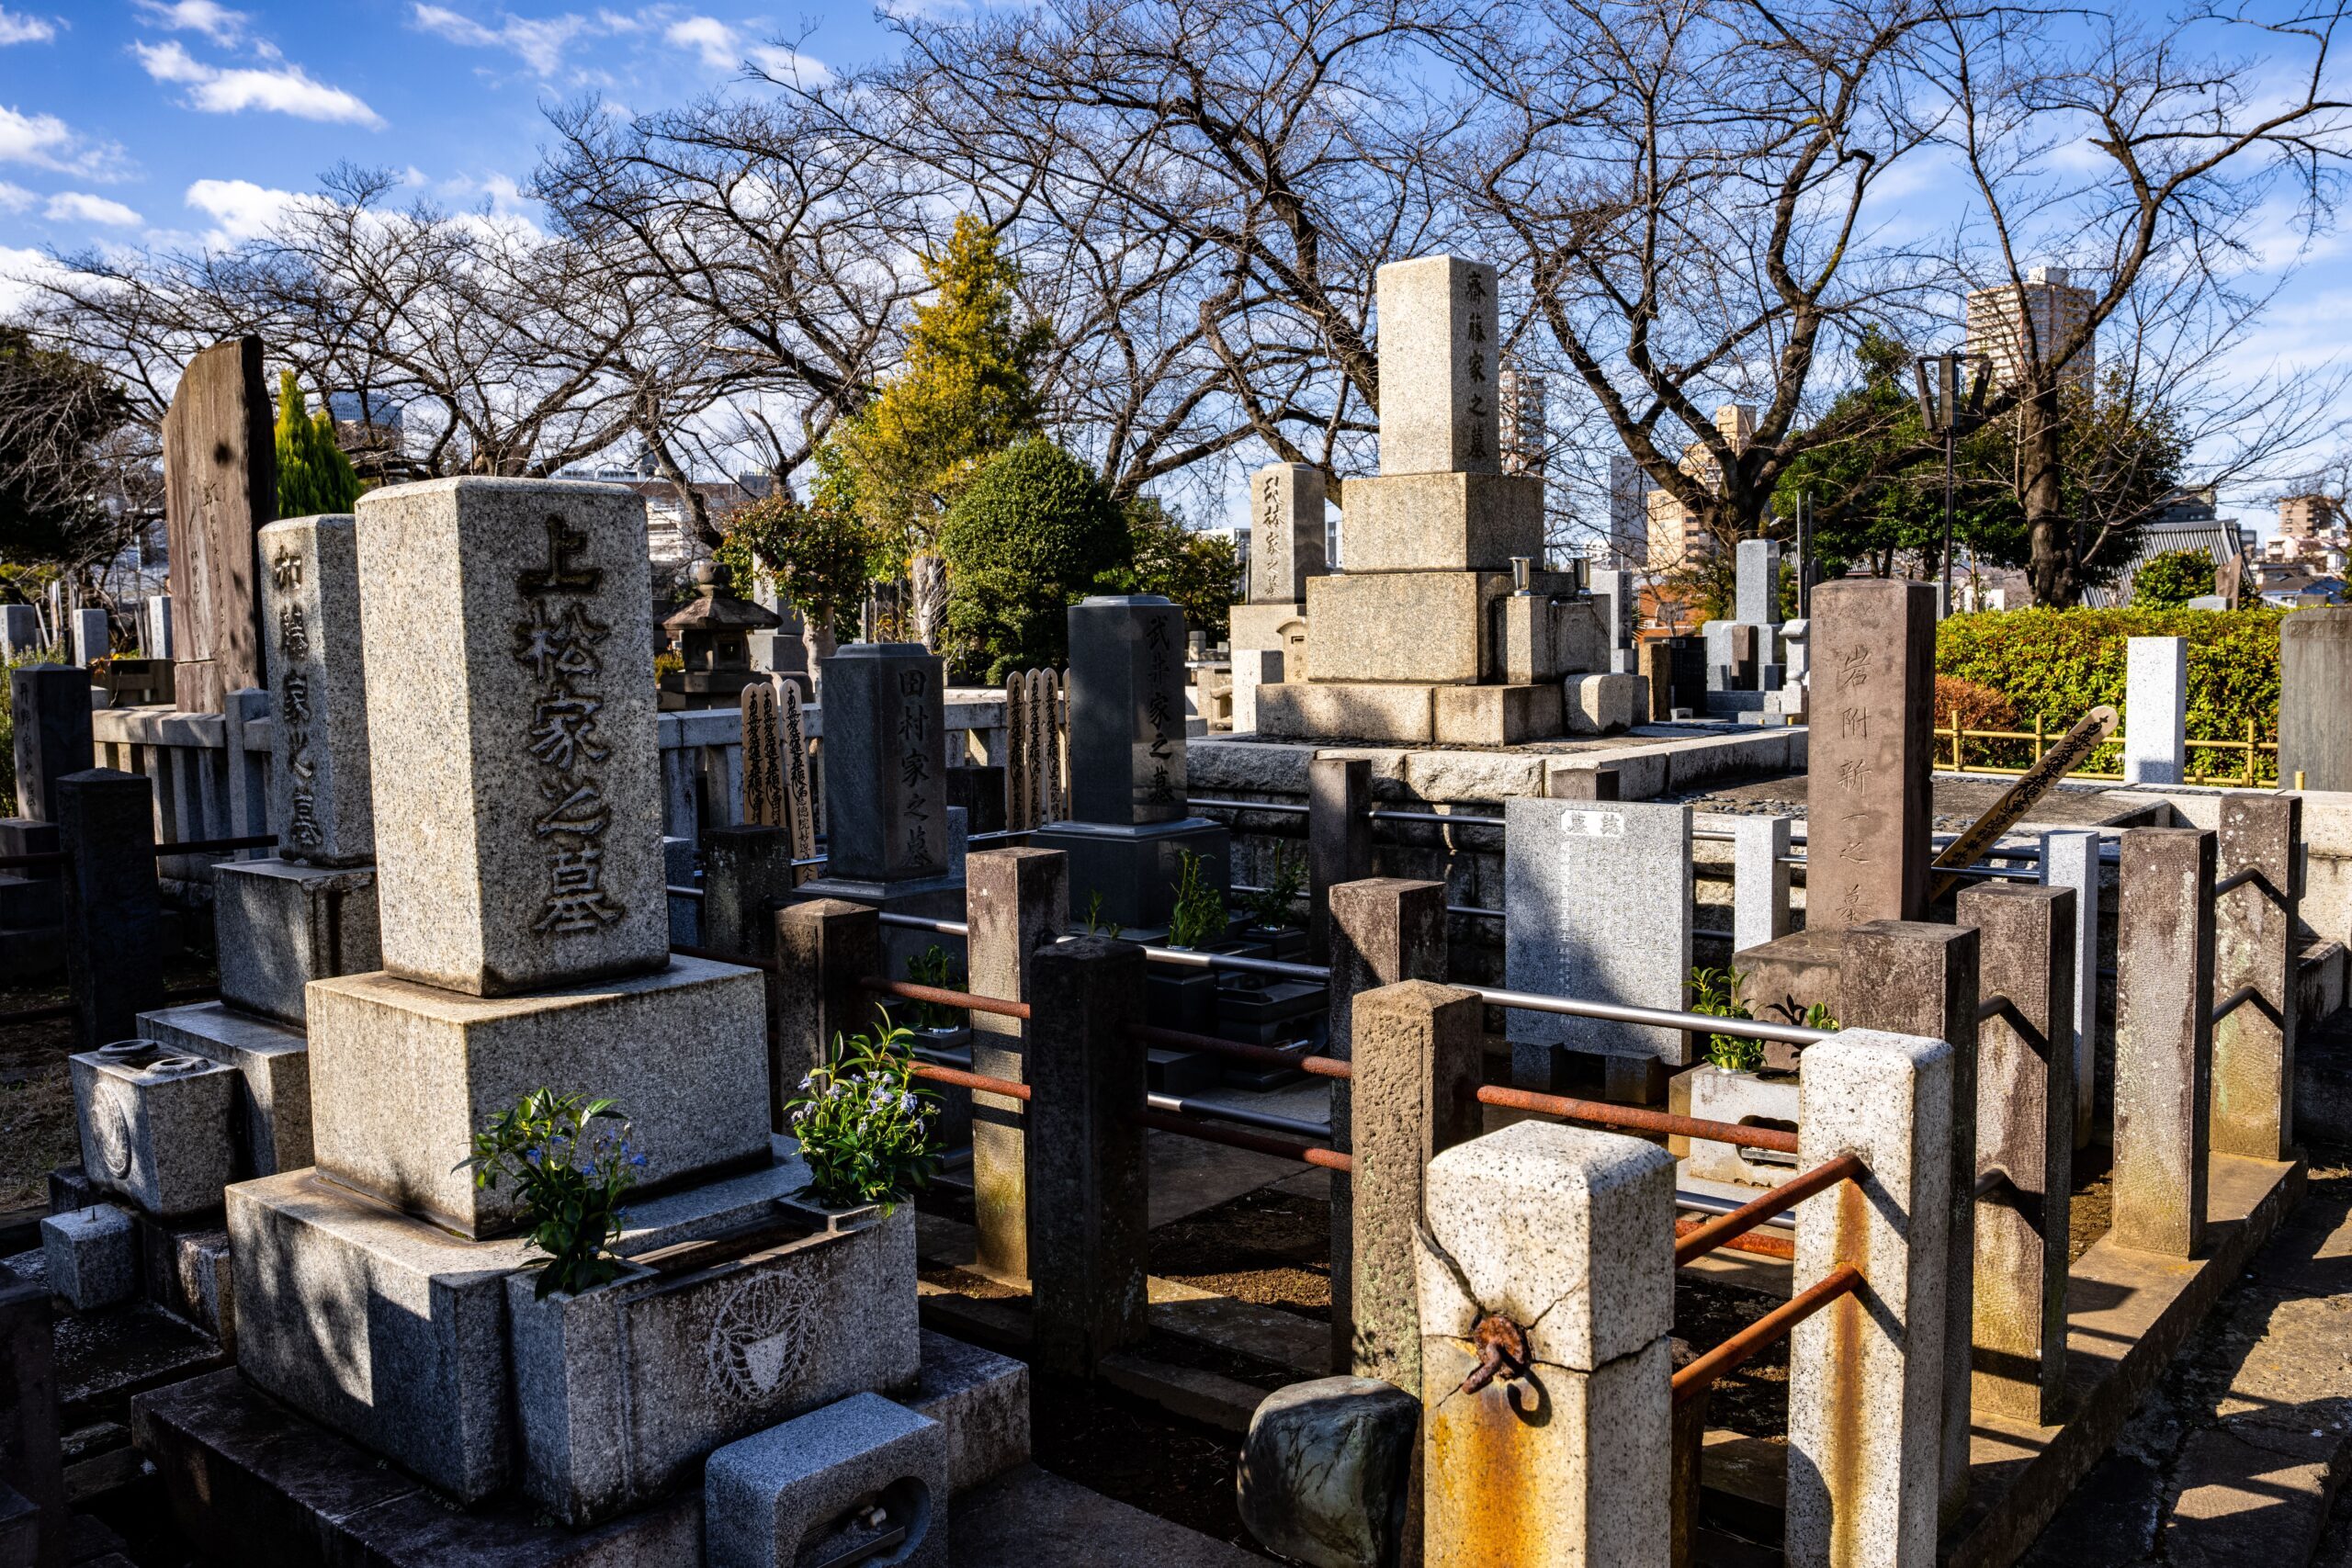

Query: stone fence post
left=966, top=847, right=1068, bottom=1283
left=2039, top=829, right=2101, bottom=1150
left=1306, top=757, right=1373, bottom=964
left=1957, top=883, right=2075, bottom=1426
left=2112, top=828, right=2216, bottom=1258
left=1787, top=1030, right=1955, bottom=1568
left=1840, top=920, right=1977, bottom=1522
left=59, top=769, right=166, bottom=1055
left=1733, top=816, right=1792, bottom=953
left=1347, top=979, right=1483, bottom=1389
left=1416, top=1121, right=1674, bottom=1567
left=2213, top=794, right=2300, bottom=1162
left=1328, top=877, right=1449, bottom=1374
left=768, top=899, right=883, bottom=1129
left=1025, top=936, right=1148, bottom=1378
left=699, top=824, right=797, bottom=962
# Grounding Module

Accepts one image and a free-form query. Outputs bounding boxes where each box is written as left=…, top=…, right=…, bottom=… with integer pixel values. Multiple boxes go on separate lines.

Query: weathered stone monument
left=161, top=336, right=276, bottom=713
left=2123, top=636, right=2187, bottom=785
left=1230, top=462, right=1326, bottom=682
left=2279, top=607, right=2352, bottom=790
left=1030, top=594, right=1231, bottom=931
left=1256, top=256, right=1603, bottom=745
left=0, top=667, right=92, bottom=976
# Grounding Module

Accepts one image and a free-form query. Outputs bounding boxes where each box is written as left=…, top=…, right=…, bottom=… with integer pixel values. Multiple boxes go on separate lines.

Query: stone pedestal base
left=138, top=1001, right=311, bottom=1178
left=215, top=858, right=381, bottom=1024
left=1229, top=603, right=1308, bottom=679
left=1731, top=928, right=1847, bottom=1069
left=1254, top=681, right=1566, bottom=744
left=228, top=1153, right=821, bottom=1504
left=789, top=874, right=967, bottom=978
left=307, top=955, right=771, bottom=1238
left=1024, top=818, right=1231, bottom=932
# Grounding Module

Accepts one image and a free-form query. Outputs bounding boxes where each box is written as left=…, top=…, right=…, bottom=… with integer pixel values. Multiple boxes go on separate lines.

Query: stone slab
left=1804, top=578, right=1937, bottom=931
left=259, top=513, right=375, bottom=865
left=910, top=1330, right=1031, bottom=1495
left=1302, top=571, right=1517, bottom=684
left=1565, top=673, right=1642, bottom=735
left=355, top=477, right=666, bottom=997
left=136, top=1002, right=311, bottom=1178
left=1062, top=596, right=1192, bottom=829
left=1023, top=818, right=1229, bottom=934
left=1247, top=464, right=1329, bottom=603
left=817, top=644, right=954, bottom=883
left=69, top=1046, right=236, bottom=1219
left=40, top=1206, right=136, bottom=1313
left=1375, top=255, right=1502, bottom=478
left=161, top=336, right=274, bottom=714
left=2280, top=610, right=2352, bottom=792
left=1431, top=682, right=1564, bottom=746
left=7, top=667, right=92, bottom=825
left=1337, top=471, right=1543, bottom=573
left=946, top=1463, right=1269, bottom=1568
left=704, top=1393, right=947, bottom=1568
left=1504, top=797, right=1693, bottom=1068
left=305, top=955, right=770, bottom=1238
left=214, top=858, right=380, bottom=1025
left=1253, top=682, right=1434, bottom=744
left=2123, top=637, right=2188, bottom=786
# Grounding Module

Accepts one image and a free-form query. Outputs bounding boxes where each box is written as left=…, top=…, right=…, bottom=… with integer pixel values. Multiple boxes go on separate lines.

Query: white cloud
left=0, top=8, right=55, bottom=44
left=132, top=1, right=248, bottom=43
left=663, top=16, right=828, bottom=81
left=0, top=243, right=68, bottom=317
left=411, top=4, right=588, bottom=75
left=44, top=191, right=142, bottom=226
left=134, top=39, right=384, bottom=127
left=0, top=180, right=29, bottom=211
left=185, top=176, right=305, bottom=246
left=0, top=105, right=130, bottom=179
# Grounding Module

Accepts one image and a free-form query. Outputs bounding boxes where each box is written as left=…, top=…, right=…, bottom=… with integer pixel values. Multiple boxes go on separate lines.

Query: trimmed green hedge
left=1934, top=606, right=2284, bottom=780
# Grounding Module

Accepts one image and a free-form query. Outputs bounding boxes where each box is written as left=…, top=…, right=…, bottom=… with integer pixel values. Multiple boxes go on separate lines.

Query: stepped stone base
left=214, top=858, right=381, bottom=1025
left=1023, top=818, right=1231, bottom=932
left=137, top=1001, right=312, bottom=1179
left=1255, top=681, right=1565, bottom=745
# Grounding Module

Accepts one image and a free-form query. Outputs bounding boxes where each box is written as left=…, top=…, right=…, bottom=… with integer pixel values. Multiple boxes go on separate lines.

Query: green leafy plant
left=1080, top=889, right=1122, bottom=941
left=1240, top=849, right=1306, bottom=930
left=458, top=1089, right=645, bottom=1299
left=2132, top=548, right=2219, bottom=610
left=1688, top=965, right=1764, bottom=1073
left=786, top=1025, right=941, bottom=1212
left=1166, top=849, right=1227, bottom=949
left=1797, top=1002, right=1839, bottom=1032
left=274, top=372, right=363, bottom=517
left=903, top=944, right=968, bottom=1031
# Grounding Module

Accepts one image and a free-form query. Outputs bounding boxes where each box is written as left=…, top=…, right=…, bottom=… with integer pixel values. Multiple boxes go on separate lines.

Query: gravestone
left=2123, top=637, right=2186, bottom=785
left=1231, top=464, right=1328, bottom=677
left=0, top=604, right=38, bottom=658
left=162, top=336, right=276, bottom=714
left=1804, top=579, right=1937, bottom=931
left=1735, top=538, right=1783, bottom=627
left=6, top=667, right=94, bottom=827
left=1030, top=596, right=1230, bottom=931
left=144, top=595, right=174, bottom=659
left=778, top=679, right=817, bottom=872
left=740, top=679, right=785, bottom=829
left=1590, top=567, right=1638, bottom=675
left=2281, top=608, right=2352, bottom=790
left=1503, top=797, right=1693, bottom=1088
left=1376, top=255, right=1501, bottom=477
left=69, top=608, right=107, bottom=669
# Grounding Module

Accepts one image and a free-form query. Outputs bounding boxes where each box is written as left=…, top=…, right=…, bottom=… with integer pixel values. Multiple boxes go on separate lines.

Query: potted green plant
left=1670, top=967, right=1808, bottom=1187
left=487, top=1081, right=924, bottom=1527
left=783, top=1023, right=943, bottom=1225
left=1234, top=848, right=1310, bottom=961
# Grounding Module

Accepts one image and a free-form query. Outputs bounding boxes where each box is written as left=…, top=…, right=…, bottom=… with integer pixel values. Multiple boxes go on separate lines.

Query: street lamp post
left=1915, top=353, right=1992, bottom=612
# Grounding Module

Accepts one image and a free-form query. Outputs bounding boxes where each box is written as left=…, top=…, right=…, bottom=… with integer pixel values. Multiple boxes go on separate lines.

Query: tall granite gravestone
left=2279, top=607, right=2352, bottom=791
left=1257, top=255, right=1596, bottom=745
left=0, top=604, right=39, bottom=659
left=1231, top=463, right=1329, bottom=680
left=792, top=644, right=966, bottom=964
left=1030, top=595, right=1231, bottom=931
left=162, top=336, right=276, bottom=714
left=143, top=595, right=174, bottom=659
left=0, top=668, right=91, bottom=977
left=228, top=479, right=831, bottom=1510
left=1503, top=798, right=1693, bottom=1090
left=69, top=608, right=107, bottom=669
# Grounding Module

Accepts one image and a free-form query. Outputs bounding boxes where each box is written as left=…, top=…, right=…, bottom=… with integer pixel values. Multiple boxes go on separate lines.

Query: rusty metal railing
left=1128, top=1023, right=1349, bottom=1080
left=1131, top=1106, right=1353, bottom=1172
left=859, top=977, right=1031, bottom=1021
left=908, top=1060, right=1030, bottom=1101
left=1672, top=1154, right=1861, bottom=1267
left=1672, top=1261, right=1862, bottom=1407
left=1475, top=1082, right=1800, bottom=1154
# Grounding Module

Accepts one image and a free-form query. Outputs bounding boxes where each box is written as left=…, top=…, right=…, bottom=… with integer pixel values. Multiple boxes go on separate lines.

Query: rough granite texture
left=1236, top=1377, right=1419, bottom=1568
left=1374, top=255, right=1502, bottom=478
left=2123, top=636, right=2188, bottom=786
left=305, top=955, right=770, bottom=1238
left=909, top=1329, right=1031, bottom=1494
left=704, top=1393, right=948, bottom=1568
left=507, top=1205, right=919, bottom=1526
left=1416, top=1120, right=1674, bottom=1371
left=40, top=1204, right=137, bottom=1312
left=135, top=1001, right=312, bottom=1178
left=1503, top=797, right=1693, bottom=1073
left=2212, top=794, right=2301, bottom=1162
left=213, top=857, right=380, bottom=1024
left=1338, top=472, right=1543, bottom=573
left=354, top=478, right=666, bottom=997
left=1300, top=572, right=1517, bottom=685
left=1786, top=1030, right=1953, bottom=1568
left=965, top=850, right=1066, bottom=1283
left=259, top=513, right=375, bottom=865
left=1431, top=682, right=1564, bottom=747
left=2114, top=828, right=2218, bottom=1258
left=69, top=1045, right=238, bottom=1218
left=1247, top=464, right=1329, bottom=603
left=1804, top=578, right=1937, bottom=931
left=1255, top=682, right=1438, bottom=745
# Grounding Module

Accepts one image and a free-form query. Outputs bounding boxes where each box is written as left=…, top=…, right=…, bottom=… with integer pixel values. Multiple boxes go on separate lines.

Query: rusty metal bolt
left=1458, top=1314, right=1530, bottom=1395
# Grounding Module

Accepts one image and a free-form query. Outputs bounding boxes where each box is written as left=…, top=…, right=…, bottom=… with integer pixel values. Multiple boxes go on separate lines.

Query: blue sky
left=0, top=1, right=891, bottom=271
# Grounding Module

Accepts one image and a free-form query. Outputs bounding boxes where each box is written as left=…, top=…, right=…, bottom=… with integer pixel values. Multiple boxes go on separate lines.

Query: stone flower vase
left=1670, top=1063, right=1802, bottom=1189
left=505, top=1196, right=917, bottom=1526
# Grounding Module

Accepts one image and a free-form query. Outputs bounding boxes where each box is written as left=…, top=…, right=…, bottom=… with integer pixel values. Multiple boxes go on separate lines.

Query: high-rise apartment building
left=1645, top=403, right=1754, bottom=570
left=1499, top=367, right=1547, bottom=479
left=1965, top=265, right=2097, bottom=390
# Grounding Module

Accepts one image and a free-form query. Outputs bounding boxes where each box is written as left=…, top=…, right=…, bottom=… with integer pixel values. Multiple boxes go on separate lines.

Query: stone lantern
left=659, top=559, right=780, bottom=711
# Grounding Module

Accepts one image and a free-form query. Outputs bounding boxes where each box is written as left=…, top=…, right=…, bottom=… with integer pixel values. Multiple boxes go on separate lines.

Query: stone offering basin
left=508, top=1197, right=919, bottom=1527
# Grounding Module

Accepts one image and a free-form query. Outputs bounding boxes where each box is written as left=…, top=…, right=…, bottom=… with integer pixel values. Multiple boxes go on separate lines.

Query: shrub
left=938, top=439, right=1130, bottom=682
left=786, top=1025, right=940, bottom=1211
left=1239, top=848, right=1306, bottom=930
left=2132, top=548, right=2218, bottom=610
left=1933, top=675, right=2019, bottom=734
left=274, top=373, right=362, bottom=517
left=901, top=944, right=967, bottom=1032
left=1166, top=849, right=1228, bottom=949
left=458, top=1089, right=645, bottom=1299
left=1936, top=605, right=2285, bottom=781
left=1687, top=965, right=1763, bottom=1072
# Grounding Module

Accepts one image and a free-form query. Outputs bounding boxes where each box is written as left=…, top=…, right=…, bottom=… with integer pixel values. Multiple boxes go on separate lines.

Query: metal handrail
left=665, top=884, right=705, bottom=900
left=1475, top=1082, right=1800, bottom=1153
left=1467, top=984, right=1834, bottom=1047
left=1671, top=1261, right=1862, bottom=1407
left=1131, top=1107, right=1353, bottom=1172
left=1673, top=1154, right=1860, bottom=1266
left=1145, top=1091, right=1332, bottom=1140
left=910, top=1060, right=1030, bottom=1101
left=861, top=976, right=1029, bottom=1021
left=1672, top=1216, right=1793, bottom=1261
left=881, top=913, right=971, bottom=938
left=1129, top=1024, right=1343, bottom=1078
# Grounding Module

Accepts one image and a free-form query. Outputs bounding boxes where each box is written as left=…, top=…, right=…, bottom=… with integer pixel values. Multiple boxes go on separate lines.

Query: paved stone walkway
left=2023, top=1145, right=2352, bottom=1568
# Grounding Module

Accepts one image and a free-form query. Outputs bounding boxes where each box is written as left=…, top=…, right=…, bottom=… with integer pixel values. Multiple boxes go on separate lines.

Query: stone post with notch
left=1307, top=756, right=1373, bottom=964
left=966, top=846, right=1069, bottom=1283
left=2112, top=827, right=2217, bottom=1258
left=2212, top=793, right=2300, bottom=1161
left=2039, top=829, right=2102, bottom=1150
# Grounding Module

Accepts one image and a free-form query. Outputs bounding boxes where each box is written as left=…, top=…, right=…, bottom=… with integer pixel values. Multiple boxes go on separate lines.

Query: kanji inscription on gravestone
left=514, top=517, right=624, bottom=936
left=1804, top=579, right=1935, bottom=931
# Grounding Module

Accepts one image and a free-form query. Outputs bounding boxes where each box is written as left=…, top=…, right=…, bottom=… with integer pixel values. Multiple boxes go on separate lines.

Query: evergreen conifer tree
left=274, top=371, right=363, bottom=518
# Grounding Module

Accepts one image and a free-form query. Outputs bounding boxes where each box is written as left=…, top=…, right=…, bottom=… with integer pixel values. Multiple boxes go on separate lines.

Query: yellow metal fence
left=1937, top=716, right=2278, bottom=788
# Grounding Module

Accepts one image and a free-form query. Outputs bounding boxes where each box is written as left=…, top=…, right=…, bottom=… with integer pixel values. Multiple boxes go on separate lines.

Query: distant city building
left=2090, top=487, right=2247, bottom=606
left=2265, top=493, right=2348, bottom=567
left=1597, top=454, right=1646, bottom=570
left=556, top=455, right=774, bottom=572
left=1965, top=265, right=2097, bottom=390
left=1499, top=367, right=1547, bottom=479
left=1645, top=403, right=1754, bottom=571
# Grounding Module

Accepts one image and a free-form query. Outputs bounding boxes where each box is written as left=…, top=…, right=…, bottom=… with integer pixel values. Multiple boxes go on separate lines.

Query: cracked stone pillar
left=1416, top=1120, right=1674, bottom=1566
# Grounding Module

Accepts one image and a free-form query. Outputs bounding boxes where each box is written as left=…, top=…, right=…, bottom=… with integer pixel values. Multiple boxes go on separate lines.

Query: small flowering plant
left=458, top=1089, right=647, bottom=1300
left=786, top=1024, right=940, bottom=1213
